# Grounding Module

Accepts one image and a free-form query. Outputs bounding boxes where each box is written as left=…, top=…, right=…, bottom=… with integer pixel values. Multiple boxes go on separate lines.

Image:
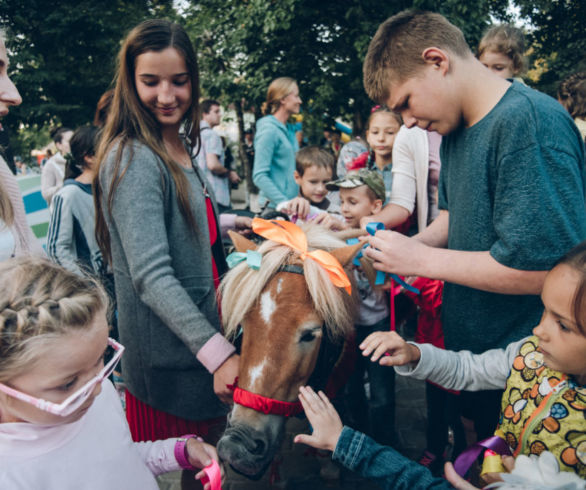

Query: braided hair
left=0, top=257, right=108, bottom=381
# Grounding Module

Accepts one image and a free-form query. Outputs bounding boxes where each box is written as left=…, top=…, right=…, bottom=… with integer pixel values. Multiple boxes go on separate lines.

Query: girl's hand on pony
left=360, top=331, right=421, bottom=367
left=186, top=439, right=222, bottom=489
left=213, top=353, right=240, bottom=404
left=294, top=386, right=343, bottom=452
left=233, top=216, right=253, bottom=236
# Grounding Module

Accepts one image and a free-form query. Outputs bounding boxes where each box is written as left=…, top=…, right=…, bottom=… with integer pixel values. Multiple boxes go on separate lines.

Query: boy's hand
left=311, top=212, right=338, bottom=230
left=360, top=331, right=421, bottom=366
left=294, top=386, right=343, bottom=452
left=228, top=170, right=241, bottom=184
left=360, top=215, right=378, bottom=229
left=364, top=230, right=428, bottom=276
left=284, top=197, right=311, bottom=219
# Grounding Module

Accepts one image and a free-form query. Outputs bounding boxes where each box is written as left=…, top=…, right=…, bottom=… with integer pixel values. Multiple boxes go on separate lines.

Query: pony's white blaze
left=248, top=360, right=267, bottom=390
left=277, top=278, right=283, bottom=294
left=260, top=290, right=276, bottom=325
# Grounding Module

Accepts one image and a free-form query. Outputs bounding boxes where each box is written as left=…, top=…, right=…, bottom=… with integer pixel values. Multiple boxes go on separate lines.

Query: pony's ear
left=359, top=256, right=377, bottom=288
left=330, top=241, right=364, bottom=267
left=228, top=230, right=257, bottom=253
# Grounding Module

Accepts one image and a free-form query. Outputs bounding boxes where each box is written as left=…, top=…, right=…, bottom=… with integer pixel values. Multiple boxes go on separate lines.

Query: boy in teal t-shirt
left=361, top=10, right=586, bottom=442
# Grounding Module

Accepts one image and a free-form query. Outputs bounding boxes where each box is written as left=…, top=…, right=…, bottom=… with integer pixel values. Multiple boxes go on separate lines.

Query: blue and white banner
left=17, top=174, right=50, bottom=250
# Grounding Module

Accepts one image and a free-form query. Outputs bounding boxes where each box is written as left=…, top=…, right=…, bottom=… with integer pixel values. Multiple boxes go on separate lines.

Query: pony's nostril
left=251, top=438, right=266, bottom=455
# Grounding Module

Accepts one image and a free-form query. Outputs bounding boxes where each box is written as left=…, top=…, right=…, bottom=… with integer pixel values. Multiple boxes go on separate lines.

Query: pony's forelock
left=219, top=224, right=356, bottom=340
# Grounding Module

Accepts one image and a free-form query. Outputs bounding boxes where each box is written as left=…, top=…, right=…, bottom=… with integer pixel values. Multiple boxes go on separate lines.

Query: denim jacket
left=333, top=427, right=454, bottom=489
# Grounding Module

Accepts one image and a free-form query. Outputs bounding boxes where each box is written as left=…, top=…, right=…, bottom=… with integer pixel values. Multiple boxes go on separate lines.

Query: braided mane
left=219, top=223, right=357, bottom=340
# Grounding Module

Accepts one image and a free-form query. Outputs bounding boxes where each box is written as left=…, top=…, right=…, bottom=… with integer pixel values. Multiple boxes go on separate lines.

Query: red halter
left=228, top=378, right=302, bottom=417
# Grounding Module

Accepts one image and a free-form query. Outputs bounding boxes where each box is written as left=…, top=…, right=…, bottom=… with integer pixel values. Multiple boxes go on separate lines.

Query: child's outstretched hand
left=283, top=197, right=311, bottom=219
left=293, top=386, right=343, bottom=452
left=311, top=212, right=340, bottom=230
left=360, top=331, right=421, bottom=367
left=186, top=438, right=221, bottom=489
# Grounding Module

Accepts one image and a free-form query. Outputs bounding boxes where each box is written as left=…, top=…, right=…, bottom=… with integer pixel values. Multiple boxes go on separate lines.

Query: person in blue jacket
left=253, top=77, right=301, bottom=209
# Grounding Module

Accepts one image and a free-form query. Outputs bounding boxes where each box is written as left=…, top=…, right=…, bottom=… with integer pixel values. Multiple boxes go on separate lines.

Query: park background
left=1, top=0, right=585, bottom=194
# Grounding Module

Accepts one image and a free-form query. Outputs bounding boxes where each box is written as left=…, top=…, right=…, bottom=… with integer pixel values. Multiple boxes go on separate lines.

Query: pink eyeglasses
left=0, top=337, right=124, bottom=417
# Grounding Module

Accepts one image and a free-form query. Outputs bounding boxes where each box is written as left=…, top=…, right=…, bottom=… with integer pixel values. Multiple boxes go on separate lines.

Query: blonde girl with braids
left=94, top=19, right=247, bottom=461
left=0, top=257, right=218, bottom=489
left=252, top=77, right=302, bottom=209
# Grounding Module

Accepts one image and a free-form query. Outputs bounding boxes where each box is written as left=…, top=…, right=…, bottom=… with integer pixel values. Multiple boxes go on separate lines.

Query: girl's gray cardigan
left=100, top=141, right=229, bottom=420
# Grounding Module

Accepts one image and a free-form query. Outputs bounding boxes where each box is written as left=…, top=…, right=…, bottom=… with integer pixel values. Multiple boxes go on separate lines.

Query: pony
left=217, top=219, right=363, bottom=477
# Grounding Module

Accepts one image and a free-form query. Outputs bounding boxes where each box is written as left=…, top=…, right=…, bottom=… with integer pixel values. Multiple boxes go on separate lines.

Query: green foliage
left=186, top=0, right=505, bottom=137
left=514, top=0, right=586, bottom=95
left=0, top=0, right=162, bottom=156
left=10, top=125, right=51, bottom=164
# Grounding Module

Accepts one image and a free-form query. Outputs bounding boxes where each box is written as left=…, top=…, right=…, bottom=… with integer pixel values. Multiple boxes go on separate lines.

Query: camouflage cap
left=326, top=168, right=385, bottom=201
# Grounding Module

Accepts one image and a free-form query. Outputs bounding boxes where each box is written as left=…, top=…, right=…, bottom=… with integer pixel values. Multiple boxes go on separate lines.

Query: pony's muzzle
left=217, top=422, right=282, bottom=479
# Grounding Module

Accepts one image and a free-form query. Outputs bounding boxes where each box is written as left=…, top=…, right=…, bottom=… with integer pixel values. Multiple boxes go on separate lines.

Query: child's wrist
left=175, top=434, right=203, bottom=470
left=409, top=344, right=421, bottom=364
left=327, top=426, right=344, bottom=452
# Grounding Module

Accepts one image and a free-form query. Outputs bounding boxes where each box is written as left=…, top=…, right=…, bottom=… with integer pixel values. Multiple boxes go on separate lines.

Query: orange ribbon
left=252, top=218, right=352, bottom=295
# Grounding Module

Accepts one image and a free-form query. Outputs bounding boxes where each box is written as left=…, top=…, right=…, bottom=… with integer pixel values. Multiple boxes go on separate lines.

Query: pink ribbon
left=199, top=459, right=222, bottom=490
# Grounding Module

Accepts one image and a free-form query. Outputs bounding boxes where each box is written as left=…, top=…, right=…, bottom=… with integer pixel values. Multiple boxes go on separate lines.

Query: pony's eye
left=299, top=331, right=316, bottom=343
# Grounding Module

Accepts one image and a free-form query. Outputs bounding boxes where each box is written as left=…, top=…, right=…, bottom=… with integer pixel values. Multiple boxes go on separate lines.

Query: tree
left=185, top=0, right=506, bottom=190
left=513, top=0, right=586, bottom=95
left=0, top=0, right=173, bottom=156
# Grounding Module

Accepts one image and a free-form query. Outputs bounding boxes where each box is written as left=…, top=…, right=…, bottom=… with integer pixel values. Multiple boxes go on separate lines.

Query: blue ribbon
left=349, top=222, right=420, bottom=294
left=226, top=250, right=262, bottom=270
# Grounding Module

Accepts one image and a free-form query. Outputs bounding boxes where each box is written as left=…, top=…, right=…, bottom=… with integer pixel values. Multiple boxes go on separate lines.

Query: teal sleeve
left=490, top=142, right=586, bottom=270
left=253, top=130, right=289, bottom=205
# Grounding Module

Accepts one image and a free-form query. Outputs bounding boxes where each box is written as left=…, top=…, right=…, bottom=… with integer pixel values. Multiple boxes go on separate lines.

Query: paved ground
left=157, top=184, right=430, bottom=489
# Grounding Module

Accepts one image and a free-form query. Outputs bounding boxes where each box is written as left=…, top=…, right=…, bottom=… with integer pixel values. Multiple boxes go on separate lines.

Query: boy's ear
left=293, top=170, right=302, bottom=185
left=421, top=47, right=450, bottom=74
left=372, top=199, right=383, bottom=214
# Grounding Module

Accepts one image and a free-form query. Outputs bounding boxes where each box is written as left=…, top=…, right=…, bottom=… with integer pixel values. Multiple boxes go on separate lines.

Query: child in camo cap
left=326, top=169, right=385, bottom=229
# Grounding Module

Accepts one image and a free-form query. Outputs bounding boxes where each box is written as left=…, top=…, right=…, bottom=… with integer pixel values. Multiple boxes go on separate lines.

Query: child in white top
left=0, top=257, right=219, bottom=489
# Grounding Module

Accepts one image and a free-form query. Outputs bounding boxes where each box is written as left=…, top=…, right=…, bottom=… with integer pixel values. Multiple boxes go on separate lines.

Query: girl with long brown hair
left=94, top=19, right=245, bottom=472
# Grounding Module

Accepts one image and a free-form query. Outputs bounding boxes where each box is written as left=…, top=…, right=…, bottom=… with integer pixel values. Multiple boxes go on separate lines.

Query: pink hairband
left=370, top=105, right=381, bottom=113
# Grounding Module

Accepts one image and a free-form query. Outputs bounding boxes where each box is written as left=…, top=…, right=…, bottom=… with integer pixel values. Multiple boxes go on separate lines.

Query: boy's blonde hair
left=0, top=257, right=108, bottom=382
left=477, top=24, right=527, bottom=76
left=262, top=77, right=298, bottom=116
left=295, top=146, right=334, bottom=176
left=363, top=10, right=471, bottom=103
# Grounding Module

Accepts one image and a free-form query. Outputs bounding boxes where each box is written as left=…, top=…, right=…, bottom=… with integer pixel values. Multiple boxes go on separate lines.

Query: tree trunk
left=236, top=100, right=257, bottom=194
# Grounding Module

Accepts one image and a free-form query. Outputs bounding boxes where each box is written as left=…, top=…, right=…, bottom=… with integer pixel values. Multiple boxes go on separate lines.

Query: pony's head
left=217, top=221, right=361, bottom=477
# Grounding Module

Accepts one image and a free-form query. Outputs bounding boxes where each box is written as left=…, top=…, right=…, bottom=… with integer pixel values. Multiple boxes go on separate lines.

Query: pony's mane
left=220, top=223, right=357, bottom=341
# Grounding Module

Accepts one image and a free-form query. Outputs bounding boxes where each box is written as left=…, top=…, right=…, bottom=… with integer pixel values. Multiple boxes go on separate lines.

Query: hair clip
left=370, top=105, right=381, bottom=113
